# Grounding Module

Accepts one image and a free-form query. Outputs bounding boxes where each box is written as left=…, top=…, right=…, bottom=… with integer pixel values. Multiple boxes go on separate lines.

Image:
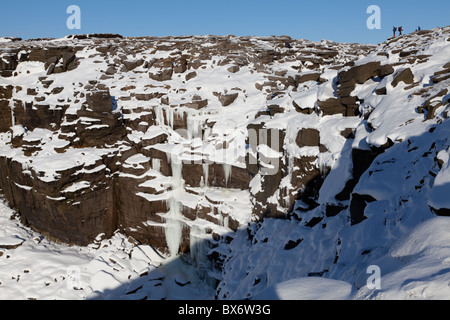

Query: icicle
left=189, top=225, right=208, bottom=265
left=202, top=163, right=209, bottom=187
left=177, top=108, right=184, bottom=123
left=164, top=197, right=183, bottom=257
left=167, top=107, right=174, bottom=129
left=163, top=153, right=185, bottom=257
left=171, top=154, right=184, bottom=189
left=9, top=88, right=15, bottom=127
left=317, top=153, right=328, bottom=177
left=152, top=158, right=161, bottom=172
left=188, top=225, right=213, bottom=284
left=223, top=163, right=232, bottom=187
left=223, top=215, right=229, bottom=229
left=155, top=106, right=165, bottom=126
left=187, top=112, right=201, bottom=140
left=217, top=205, right=230, bottom=228
left=10, top=107, right=15, bottom=127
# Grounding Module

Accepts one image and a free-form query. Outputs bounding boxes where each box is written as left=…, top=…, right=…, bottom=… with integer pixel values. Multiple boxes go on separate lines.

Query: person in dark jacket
left=393, top=26, right=397, bottom=37
left=399, top=26, right=403, bottom=35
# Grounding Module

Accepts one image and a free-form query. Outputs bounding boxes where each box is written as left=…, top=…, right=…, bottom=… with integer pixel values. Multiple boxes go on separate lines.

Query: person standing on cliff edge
left=393, top=26, right=397, bottom=37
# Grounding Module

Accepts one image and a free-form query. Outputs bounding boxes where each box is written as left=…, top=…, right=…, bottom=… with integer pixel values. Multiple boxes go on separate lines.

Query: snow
left=253, top=277, right=354, bottom=300
left=356, top=217, right=450, bottom=300
left=428, top=149, right=450, bottom=210
left=62, top=181, right=91, bottom=193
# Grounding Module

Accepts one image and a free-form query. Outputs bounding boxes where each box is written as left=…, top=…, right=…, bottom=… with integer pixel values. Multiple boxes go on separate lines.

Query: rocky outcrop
left=0, top=85, right=13, bottom=132
left=1, top=28, right=447, bottom=269
left=391, top=68, right=414, bottom=87
left=296, top=128, right=320, bottom=148
left=0, top=35, right=372, bottom=253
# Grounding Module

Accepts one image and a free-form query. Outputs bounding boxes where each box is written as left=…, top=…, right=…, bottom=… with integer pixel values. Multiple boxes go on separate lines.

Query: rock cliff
left=0, top=28, right=449, bottom=293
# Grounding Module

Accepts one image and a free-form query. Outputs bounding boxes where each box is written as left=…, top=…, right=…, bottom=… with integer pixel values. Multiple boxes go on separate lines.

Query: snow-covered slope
left=0, top=27, right=449, bottom=300
left=217, top=28, right=450, bottom=300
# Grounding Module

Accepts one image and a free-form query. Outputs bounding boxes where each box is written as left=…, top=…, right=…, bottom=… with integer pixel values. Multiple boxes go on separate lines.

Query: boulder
left=227, top=65, right=240, bottom=73
left=149, top=68, right=173, bottom=81
left=123, top=59, right=144, bottom=71
left=317, top=98, right=347, bottom=116
left=295, top=72, right=321, bottom=85
left=338, top=61, right=381, bottom=86
left=75, top=90, right=126, bottom=147
left=85, top=90, right=114, bottom=113
left=377, top=64, right=394, bottom=78
left=267, top=104, right=285, bottom=116
left=296, top=128, right=320, bottom=147
left=185, top=71, right=197, bottom=81
left=218, top=92, right=239, bottom=106
left=337, top=61, right=393, bottom=98
left=292, top=100, right=315, bottom=115
left=62, top=52, right=76, bottom=70
left=181, top=96, right=208, bottom=110
left=391, top=68, right=414, bottom=87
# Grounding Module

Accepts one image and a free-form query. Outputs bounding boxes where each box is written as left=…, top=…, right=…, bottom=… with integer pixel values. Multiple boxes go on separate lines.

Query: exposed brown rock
left=295, top=72, right=321, bottom=84
left=218, top=92, right=239, bottom=106
left=391, top=68, right=414, bottom=87
left=317, top=98, right=347, bottom=116
left=296, top=128, right=320, bottom=147
left=227, top=65, right=240, bottom=73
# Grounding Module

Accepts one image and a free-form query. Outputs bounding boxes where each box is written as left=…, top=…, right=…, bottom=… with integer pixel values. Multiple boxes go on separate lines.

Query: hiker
left=418, top=26, right=421, bottom=31
left=399, top=26, right=403, bottom=35
left=393, top=26, right=397, bottom=37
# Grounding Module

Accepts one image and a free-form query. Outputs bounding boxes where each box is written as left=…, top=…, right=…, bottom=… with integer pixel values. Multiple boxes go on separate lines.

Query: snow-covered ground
left=0, top=199, right=214, bottom=300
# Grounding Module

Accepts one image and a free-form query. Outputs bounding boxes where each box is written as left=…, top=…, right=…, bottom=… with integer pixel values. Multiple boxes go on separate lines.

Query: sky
left=1, top=0, right=449, bottom=44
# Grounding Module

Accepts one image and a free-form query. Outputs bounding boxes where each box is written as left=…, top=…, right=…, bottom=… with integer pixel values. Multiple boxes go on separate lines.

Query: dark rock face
left=317, top=98, right=348, bottom=116
left=0, top=85, right=13, bottom=132
left=350, top=194, right=376, bottom=225
left=13, top=100, right=69, bottom=131
left=320, top=61, right=395, bottom=117
left=0, top=100, right=11, bottom=132
left=296, top=128, right=320, bottom=147
left=0, top=155, right=117, bottom=245
left=75, top=91, right=127, bottom=148
left=335, top=147, right=389, bottom=202
left=295, top=72, right=321, bottom=84
left=28, top=46, right=80, bottom=74
left=338, top=61, right=381, bottom=87
left=0, top=49, right=20, bottom=77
